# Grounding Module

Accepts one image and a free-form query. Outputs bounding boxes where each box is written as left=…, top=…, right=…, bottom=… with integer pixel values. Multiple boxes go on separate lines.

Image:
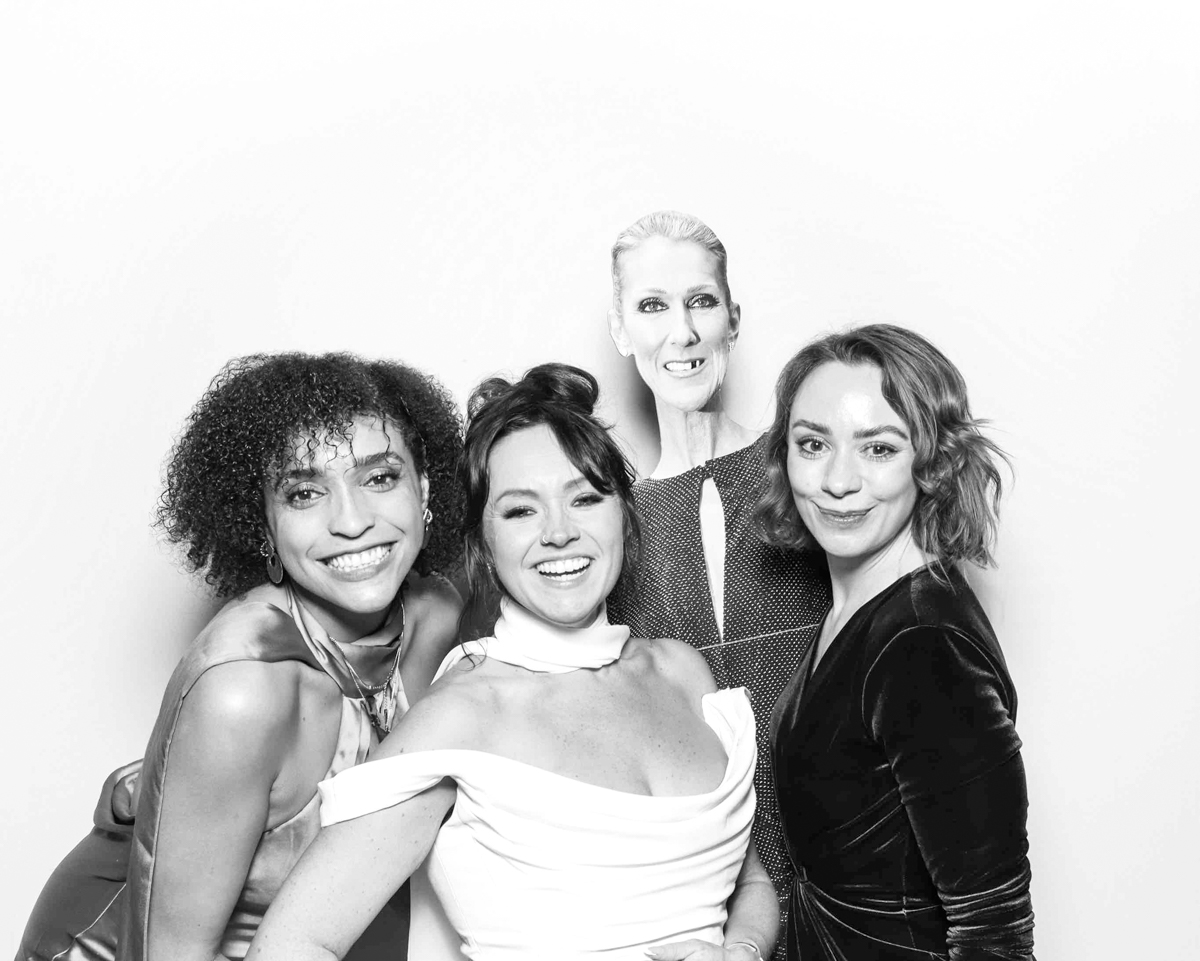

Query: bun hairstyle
left=459, top=363, right=640, bottom=638
left=755, top=324, right=1008, bottom=576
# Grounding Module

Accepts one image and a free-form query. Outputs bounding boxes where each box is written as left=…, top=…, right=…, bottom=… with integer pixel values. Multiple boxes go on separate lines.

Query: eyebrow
left=493, top=477, right=591, bottom=501
left=635, top=284, right=721, bottom=298
left=352, top=450, right=405, bottom=470
left=790, top=418, right=910, bottom=441
left=277, top=450, right=404, bottom=483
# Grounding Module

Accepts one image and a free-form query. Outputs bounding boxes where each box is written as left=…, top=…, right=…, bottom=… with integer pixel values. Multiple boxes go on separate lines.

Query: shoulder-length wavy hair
left=756, top=324, right=1008, bottom=573
left=459, top=363, right=640, bottom=639
left=158, top=352, right=464, bottom=597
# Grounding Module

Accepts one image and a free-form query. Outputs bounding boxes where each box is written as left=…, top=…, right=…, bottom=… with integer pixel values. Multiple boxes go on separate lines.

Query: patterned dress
left=607, top=435, right=831, bottom=907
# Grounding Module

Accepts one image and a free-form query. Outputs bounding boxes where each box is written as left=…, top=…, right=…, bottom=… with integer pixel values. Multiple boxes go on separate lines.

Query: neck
left=825, top=530, right=929, bottom=627
left=486, top=596, right=630, bottom=673
left=651, top=402, right=757, bottom=478
left=289, top=584, right=388, bottom=643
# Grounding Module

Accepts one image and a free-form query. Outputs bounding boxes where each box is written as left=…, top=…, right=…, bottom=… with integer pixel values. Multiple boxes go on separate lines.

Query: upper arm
left=248, top=673, right=474, bottom=961
left=863, top=625, right=1022, bottom=795
left=398, top=573, right=463, bottom=700
left=863, top=626, right=1034, bottom=955
left=146, top=660, right=298, bottom=961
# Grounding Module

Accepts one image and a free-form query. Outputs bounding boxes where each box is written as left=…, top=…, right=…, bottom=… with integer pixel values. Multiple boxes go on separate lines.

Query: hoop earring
left=260, top=541, right=285, bottom=586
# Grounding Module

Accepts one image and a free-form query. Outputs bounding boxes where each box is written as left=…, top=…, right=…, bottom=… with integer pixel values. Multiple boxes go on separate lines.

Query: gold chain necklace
left=339, top=599, right=405, bottom=734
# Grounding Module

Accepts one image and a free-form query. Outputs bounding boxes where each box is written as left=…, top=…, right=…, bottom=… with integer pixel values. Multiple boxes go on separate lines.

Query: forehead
left=279, top=414, right=410, bottom=471
left=619, top=236, right=723, bottom=292
left=790, top=362, right=903, bottom=426
left=487, top=424, right=581, bottom=492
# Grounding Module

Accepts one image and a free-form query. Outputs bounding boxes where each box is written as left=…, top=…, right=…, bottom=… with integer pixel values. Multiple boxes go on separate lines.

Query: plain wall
left=2, top=3, right=1197, bottom=957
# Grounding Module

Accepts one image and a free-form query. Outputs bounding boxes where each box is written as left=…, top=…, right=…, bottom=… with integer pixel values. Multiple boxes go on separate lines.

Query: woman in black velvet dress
left=756, top=324, right=1034, bottom=960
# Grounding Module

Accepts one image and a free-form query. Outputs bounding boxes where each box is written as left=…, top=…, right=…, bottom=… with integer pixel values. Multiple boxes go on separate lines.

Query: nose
left=328, top=488, right=373, bottom=538
left=540, top=502, right=581, bottom=548
left=666, top=304, right=701, bottom=347
left=822, top=448, right=862, bottom=498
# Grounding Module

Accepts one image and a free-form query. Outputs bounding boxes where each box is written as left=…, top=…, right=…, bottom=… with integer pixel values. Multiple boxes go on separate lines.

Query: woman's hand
left=647, top=940, right=761, bottom=961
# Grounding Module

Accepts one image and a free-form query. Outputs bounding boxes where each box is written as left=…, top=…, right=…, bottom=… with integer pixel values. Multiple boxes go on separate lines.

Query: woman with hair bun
left=248, top=363, right=779, bottom=961
left=758, top=325, right=1035, bottom=960
left=18, top=353, right=464, bottom=961
left=605, top=211, right=830, bottom=909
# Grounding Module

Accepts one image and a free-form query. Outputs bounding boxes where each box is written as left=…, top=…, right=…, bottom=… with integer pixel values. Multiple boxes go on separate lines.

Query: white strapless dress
left=319, top=686, right=757, bottom=961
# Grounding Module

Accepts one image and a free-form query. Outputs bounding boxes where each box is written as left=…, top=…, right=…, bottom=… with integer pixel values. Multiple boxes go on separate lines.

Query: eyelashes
left=635, top=293, right=721, bottom=313
left=793, top=438, right=900, bottom=461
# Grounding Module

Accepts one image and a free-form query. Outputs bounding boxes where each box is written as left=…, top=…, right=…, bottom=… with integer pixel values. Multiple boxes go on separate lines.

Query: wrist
left=724, top=940, right=764, bottom=961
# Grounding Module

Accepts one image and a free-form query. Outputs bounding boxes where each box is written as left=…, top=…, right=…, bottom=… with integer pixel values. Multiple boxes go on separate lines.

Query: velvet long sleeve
left=864, top=625, right=1034, bottom=960
left=771, top=566, right=1035, bottom=961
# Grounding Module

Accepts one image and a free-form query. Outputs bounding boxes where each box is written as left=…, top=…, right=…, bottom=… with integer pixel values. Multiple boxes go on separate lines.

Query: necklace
left=339, top=599, right=406, bottom=735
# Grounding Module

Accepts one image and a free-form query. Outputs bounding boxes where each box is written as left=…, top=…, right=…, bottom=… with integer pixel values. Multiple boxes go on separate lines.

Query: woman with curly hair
left=17, top=353, right=465, bottom=961
left=757, top=325, right=1034, bottom=960
left=245, top=363, right=779, bottom=961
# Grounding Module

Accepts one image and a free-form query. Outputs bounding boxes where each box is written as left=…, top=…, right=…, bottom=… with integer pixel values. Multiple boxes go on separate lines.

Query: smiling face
left=786, top=362, right=919, bottom=569
left=483, top=424, right=625, bottom=629
left=609, top=236, right=740, bottom=413
left=263, top=415, right=428, bottom=639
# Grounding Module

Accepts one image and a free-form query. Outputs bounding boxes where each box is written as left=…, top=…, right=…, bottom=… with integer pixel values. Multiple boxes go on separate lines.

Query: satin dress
left=17, top=585, right=410, bottom=961
left=771, top=566, right=1035, bottom=960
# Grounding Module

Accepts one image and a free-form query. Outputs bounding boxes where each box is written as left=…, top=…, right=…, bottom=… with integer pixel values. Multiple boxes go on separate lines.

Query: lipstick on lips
left=535, top=556, right=592, bottom=582
left=663, top=357, right=706, bottom=375
left=813, top=505, right=873, bottom=528
left=322, top=543, right=394, bottom=580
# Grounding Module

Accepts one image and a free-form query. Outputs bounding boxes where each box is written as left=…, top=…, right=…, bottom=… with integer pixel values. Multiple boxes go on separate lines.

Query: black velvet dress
left=771, top=565, right=1034, bottom=961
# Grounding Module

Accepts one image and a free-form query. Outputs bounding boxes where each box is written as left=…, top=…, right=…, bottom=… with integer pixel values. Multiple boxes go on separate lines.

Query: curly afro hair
left=158, top=352, right=464, bottom=597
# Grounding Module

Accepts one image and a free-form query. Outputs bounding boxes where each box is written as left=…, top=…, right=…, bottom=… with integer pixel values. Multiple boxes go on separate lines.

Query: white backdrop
left=2, top=3, right=1197, bottom=958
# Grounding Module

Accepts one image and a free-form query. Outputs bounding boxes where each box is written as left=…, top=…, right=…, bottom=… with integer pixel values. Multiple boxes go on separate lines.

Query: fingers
left=647, top=939, right=723, bottom=960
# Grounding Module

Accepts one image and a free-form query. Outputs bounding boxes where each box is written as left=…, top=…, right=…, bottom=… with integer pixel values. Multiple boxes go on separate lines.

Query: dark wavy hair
left=459, top=363, right=640, bottom=639
left=756, top=324, right=1007, bottom=574
left=158, top=352, right=464, bottom=597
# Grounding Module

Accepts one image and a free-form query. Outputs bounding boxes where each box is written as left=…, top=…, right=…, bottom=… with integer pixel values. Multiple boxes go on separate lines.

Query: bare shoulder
left=405, top=571, right=463, bottom=627
left=399, top=572, right=464, bottom=697
left=625, top=636, right=717, bottom=698
left=374, top=652, right=495, bottom=760
left=174, top=659, right=304, bottom=774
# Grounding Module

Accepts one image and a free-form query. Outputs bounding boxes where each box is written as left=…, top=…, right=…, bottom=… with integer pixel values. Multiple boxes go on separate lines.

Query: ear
left=607, top=307, right=632, bottom=357
left=420, top=472, right=430, bottom=511
left=727, top=300, right=742, bottom=348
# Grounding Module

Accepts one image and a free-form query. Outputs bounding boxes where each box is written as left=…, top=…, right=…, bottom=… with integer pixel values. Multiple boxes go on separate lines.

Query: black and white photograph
left=2, top=3, right=1197, bottom=960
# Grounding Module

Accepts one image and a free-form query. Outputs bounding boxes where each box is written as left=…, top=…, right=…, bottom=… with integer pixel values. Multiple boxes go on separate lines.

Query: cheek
left=786, top=452, right=815, bottom=496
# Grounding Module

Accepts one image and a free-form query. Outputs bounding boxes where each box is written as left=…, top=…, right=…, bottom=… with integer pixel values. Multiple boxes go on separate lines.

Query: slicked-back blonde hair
left=610, top=210, right=731, bottom=311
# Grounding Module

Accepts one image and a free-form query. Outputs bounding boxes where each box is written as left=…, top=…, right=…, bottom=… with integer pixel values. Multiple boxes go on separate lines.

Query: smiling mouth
left=324, top=544, right=393, bottom=572
left=535, top=557, right=592, bottom=581
left=815, top=506, right=873, bottom=527
left=663, top=359, right=705, bottom=373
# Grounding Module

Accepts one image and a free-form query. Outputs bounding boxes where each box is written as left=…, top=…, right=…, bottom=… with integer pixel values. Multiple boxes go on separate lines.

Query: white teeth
left=664, top=359, right=703, bottom=372
left=536, top=557, right=591, bottom=576
left=325, top=545, right=390, bottom=571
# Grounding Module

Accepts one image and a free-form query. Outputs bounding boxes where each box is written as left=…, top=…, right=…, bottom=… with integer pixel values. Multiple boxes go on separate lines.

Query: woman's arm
left=247, top=780, right=454, bottom=961
left=143, top=660, right=303, bottom=961
left=247, top=678, right=473, bottom=961
left=721, top=842, right=780, bottom=960
left=864, top=625, right=1034, bottom=961
left=646, top=841, right=778, bottom=961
